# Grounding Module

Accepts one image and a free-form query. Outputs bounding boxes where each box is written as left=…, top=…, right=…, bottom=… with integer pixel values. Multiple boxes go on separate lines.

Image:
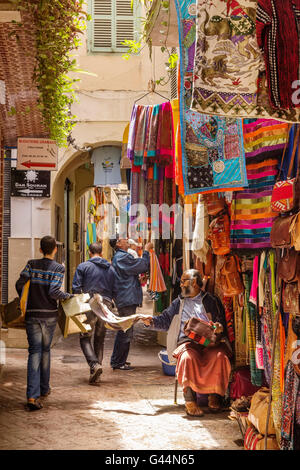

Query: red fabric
left=229, top=367, right=262, bottom=399
left=256, top=0, right=300, bottom=109
left=173, top=342, right=231, bottom=396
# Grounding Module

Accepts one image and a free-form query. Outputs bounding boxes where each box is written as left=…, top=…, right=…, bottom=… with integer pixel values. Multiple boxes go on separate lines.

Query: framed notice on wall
left=17, top=137, right=58, bottom=171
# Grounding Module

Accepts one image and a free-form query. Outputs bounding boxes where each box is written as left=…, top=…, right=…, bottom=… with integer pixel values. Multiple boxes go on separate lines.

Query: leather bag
left=219, top=254, right=244, bottom=297
left=202, top=192, right=225, bottom=216
left=271, top=125, right=300, bottom=213
left=0, top=280, right=30, bottom=327
left=208, top=212, right=230, bottom=256
left=270, top=214, right=294, bottom=249
left=277, top=248, right=300, bottom=286
left=282, top=282, right=299, bottom=313
left=289, top=211, right=300, bottom=250
left=247, top=387, right=276, bottom=436
left=183, top=317, right=217, bottom=347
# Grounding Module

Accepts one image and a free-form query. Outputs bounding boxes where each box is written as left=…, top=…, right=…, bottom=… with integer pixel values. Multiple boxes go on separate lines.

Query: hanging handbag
left=202, top=192, right=225, bottom=216
left=208, top=211, right=230, bottom=256
left=270, top=213, right=294, bottom=249
left=271, top=125, right=300, bottom=213
left=183, top=317, right=221, bottom=347
left=289, top=211, right=300, bottom=250
left=277, top=248, right=300, bottom=286
left=282, top=282, right=299, bottom=313
left=219, top=254, right=245, bottom=296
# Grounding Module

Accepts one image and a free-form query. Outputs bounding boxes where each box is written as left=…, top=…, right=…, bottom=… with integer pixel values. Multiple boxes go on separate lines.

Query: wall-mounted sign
left=11, top=168, right=50, bottom=198
left=17, top=137, right=58, bottom=171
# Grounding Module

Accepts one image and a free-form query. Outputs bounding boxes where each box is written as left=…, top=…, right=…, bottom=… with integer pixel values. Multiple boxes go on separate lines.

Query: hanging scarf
left=244, top=271, right=263, bottom=386
left=156, top=101, right=174, bottom=167
left=281, top=360, right=300, bottom=450
left=262, top=264, right=273, bottom=386
left=134, top=106, right=149, bottom=166
left=148, top=250, right=167, bottom=300
left=127, top=104, right=139, bottom=161
left=144, top=104, right=160, bottom=164
left=223, top=296, right=235, bottom=344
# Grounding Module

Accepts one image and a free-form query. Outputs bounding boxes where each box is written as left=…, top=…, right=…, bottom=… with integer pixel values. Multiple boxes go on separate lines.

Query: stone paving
left=0, top=326, right=242, bottom=450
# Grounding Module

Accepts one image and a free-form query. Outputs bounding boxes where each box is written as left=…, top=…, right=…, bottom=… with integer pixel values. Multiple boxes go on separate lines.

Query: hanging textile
left=243, top=270, right=263, bottom=386
left=183, top=0, right=300, bottom=122
left=86, top=223, right=97, bottom=259
left=191, top=196, right=209, bottom=262
left=148, top=250, right=167, bottom=300
left=281, top=360, right=300, bottom=450
left=223, top=296, right=235, bottom=344
left=256, top=0, right=300, bottom=110
left=261, top=256, right=273, bottom=385
left=174, top=0, right=247, bottom=195
left=230, top=119, right=289, bottom=249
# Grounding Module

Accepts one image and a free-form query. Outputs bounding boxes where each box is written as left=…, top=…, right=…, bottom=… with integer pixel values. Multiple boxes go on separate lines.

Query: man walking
left=109, top=235, right=152, bottom=370
left=72, top=241, right=116, bottom=385
left=16, top=236, right=72, bottom=411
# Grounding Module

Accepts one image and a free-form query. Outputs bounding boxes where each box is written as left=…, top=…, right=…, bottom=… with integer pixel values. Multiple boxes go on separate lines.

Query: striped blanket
left=230, top=119, right=289, bottom=249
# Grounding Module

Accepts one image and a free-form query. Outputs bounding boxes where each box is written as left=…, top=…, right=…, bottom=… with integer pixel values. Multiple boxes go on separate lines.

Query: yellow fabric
left=122, top=123, right=130, bottom=144
left=171, top=99, right=180, bottom=186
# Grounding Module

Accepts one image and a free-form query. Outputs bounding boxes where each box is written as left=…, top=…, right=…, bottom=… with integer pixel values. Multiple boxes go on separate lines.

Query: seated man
left=141, top=269, right=231, bottom=417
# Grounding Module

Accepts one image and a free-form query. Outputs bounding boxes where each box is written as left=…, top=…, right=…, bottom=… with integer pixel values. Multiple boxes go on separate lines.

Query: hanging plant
left=14, top=0, right=90, bottom=147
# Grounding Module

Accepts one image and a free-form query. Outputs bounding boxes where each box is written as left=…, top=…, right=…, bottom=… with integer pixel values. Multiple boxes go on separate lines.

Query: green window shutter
left=88, top=0, right=140, bottom=53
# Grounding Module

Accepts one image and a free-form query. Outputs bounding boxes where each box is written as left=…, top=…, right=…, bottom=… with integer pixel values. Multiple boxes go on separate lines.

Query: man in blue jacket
left=72, top=241, right=116, bottom=385
left=109, top=235, right=152, bottom=370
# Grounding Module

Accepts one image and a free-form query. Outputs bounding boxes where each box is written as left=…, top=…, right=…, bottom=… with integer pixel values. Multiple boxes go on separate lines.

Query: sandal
left=185, top=401, right=204, bottom=417
left=208, top=394, right=222, bottom=412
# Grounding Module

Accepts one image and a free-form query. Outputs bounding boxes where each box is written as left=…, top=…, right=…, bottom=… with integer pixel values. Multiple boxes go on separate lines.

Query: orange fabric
left=149, top=250, right=166, bottom=293
left=173, top=342, right=231, bottom=396
left=279, top=316, right=286, bottom=394
left=246, top=159, right=278, bottom=170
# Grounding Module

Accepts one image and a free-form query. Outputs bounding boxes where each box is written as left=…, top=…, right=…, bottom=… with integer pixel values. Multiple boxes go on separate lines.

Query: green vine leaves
left=14, top=0, right=90, bottom=148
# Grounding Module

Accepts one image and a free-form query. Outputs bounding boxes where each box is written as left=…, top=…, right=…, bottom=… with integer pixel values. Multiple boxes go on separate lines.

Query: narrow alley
left=0, top=326, right=241, bottom=451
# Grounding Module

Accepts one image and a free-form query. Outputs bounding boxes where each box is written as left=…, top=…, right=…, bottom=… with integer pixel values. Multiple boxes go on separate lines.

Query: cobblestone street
left=0, top=326, right=242, bottom=451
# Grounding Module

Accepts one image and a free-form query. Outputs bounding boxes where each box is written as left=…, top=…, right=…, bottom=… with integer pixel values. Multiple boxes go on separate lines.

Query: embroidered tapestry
left=175, top=0, right=247, bottom=195
left=190, top=0, right=300, bottom=122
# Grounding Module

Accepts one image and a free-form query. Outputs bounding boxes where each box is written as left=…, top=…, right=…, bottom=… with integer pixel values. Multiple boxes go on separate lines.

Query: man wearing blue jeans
left=16, top=236, right=72, bottom=411
left=109, top=235, right=152, bottom=370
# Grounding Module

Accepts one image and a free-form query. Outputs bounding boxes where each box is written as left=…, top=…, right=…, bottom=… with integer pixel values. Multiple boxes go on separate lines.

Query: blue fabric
left=72, top=257, right=116, bottom=300
left=25, top=317, right=57, bottom=399
left=112, top=249, right=150, bottom=309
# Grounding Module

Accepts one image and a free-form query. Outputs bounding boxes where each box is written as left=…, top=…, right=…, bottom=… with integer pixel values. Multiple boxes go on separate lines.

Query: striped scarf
left=148, top=251, right=167, bottom=299
left=230, top=119, right=289, bottom=249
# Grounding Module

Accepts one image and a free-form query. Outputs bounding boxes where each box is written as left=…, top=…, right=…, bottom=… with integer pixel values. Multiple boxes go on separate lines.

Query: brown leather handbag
left=270, top=214, right=294, bottom=249
left=219, top=254, right=245, bottom=297
left=282, top=282, right=299, bottom=313
left=278, top=248, right=300, bottom=287
left=208, top=212, right=230, bottom=256
left=202, top=193, right=225, bottom=216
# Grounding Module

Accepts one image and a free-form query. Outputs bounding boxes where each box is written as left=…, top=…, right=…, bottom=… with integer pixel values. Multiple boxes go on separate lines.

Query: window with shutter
left=88, top=0, right=140, bottom=53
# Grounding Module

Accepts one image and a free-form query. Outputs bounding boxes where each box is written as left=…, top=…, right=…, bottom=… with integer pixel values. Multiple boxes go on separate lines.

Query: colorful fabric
left=191, top=0, right=261, bottom=117
left=156, top=101, right=174, bottom=167
left=173, top=341, right=231, bottom=396
left=148, top=250, right=167, bottom=296
left=261, top=261, right=273, bottom=386
left=183, top=0, right=300, bottom=122
left=127, top=104, right=139, bottom=161
left=174, top=0, right=247, bottom=195
left=281, top=360, right=300, bottom=450
left=230, top=119, right=289, bottom=249
left=144, top=104, right=160, bottom=163
left=133, top=105, right=148, bottom=166
left=183, top=111, right=247, bottom=194
left=223, top=296, right=235, bottom=344
left=256, top=0, right=300, bottom=110
left=243, top=271, right=263, bottom=386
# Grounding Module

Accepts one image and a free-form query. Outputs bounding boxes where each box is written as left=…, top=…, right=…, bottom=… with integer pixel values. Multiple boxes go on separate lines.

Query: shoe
left=40, top=387, right=51, bottom=399
left=113, top=364, right=134, bottom=371
left=185, top=401, right=204, bottom=417
left=208, top=394, right=222, bottom=413
left=125, top=362, right=131, bottom=366
left=27, top=398, right=43, bottom=411
left=89, top=364, right=103, bottom=384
